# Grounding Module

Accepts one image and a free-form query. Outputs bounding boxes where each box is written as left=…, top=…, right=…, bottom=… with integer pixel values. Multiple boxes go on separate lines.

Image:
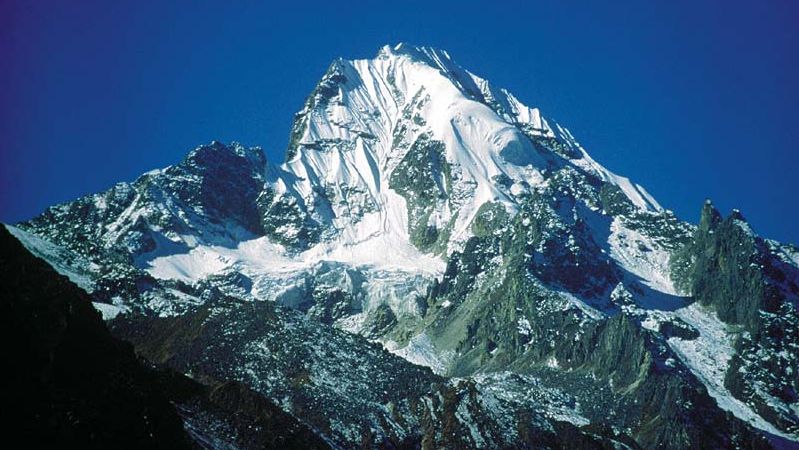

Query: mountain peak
left=371, top=43, right=473, bottom=90
left=275, top=43, right=668, bottom=257
left=377, top=42, right=454, bottom=64
left=699, top=198, right=722, bottom=230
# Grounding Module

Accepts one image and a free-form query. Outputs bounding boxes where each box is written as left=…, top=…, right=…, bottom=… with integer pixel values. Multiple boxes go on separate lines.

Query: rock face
left=0, top=225, right=191, bottom=449
left=8, top=44, right=799, bottom=448
left=671, top=202, right=799, bottom=436
left=110, top=299, right=628, bottom=449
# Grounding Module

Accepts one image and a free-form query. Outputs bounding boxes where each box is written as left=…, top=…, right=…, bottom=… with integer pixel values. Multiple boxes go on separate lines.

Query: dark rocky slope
left=0, top=226, right=330, bottom=450
left=110, top=299, right=630, bottom=449
left=0, top=225, right=192, bottom=449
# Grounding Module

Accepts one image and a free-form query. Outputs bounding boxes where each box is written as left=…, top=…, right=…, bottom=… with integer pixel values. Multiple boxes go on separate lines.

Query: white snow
left=92, top=301, right=129, bottom=320
left=146, top=244, right=234, bottom=282
left=284, top=45, right=537, bottom=252
left=145, top=229, right=441, bottom=319
left=335, top=312, right=367, bottom=334
left=607, top=217, right=677, bottom=295
left=640, top=315, right=661, bottom=332
left=267, top=43, right=663, bottom=267
left=384, top=333, right=453, bottom=375
left=517, top=317, right=532, bottom=335
left=569, top=145, right=662, bottom=213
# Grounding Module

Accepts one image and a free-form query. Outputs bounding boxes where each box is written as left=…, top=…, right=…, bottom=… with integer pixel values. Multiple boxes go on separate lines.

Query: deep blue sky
left=2, top=1, right=797, bottom=243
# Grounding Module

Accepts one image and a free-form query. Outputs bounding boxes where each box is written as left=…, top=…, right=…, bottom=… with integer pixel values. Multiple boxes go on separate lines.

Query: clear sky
left=2, top=0, right=797, bottom=243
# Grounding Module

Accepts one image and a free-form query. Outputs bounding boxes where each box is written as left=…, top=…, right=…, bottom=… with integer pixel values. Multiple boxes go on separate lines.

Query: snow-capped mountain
left=18, top=43, right=665, bottom=319
left=276, top=43, right=659, bottom=253
left=10, top=44, right=798, bottom=449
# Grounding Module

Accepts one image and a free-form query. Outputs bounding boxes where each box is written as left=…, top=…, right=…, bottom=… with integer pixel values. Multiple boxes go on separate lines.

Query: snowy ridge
left=571, top=145, right=663, bottom=212
left=123, top=43, right=665, bottom=318
left=271, top=43, right=660, bottom=256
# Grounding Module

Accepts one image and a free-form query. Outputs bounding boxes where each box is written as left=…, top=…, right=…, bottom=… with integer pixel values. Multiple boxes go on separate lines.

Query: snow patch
left=384, top=333, right=452, bottom=375
left=608, top=217, right=676, bottom=296
left=92, top=301, right=129, bottom=320
left=517, top=317, right=532, bottom=336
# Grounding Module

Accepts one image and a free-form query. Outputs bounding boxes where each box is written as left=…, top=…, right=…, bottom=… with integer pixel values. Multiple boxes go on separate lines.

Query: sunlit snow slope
left=130, top=45, right=663, bottom=322
left=143, top=44, right=660, bottom=292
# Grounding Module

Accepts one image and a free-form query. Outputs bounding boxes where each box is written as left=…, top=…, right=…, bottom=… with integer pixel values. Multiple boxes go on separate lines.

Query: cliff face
left=0, top=225, right=192, bottom=449
left=671, top=203, right=799, bottom=436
